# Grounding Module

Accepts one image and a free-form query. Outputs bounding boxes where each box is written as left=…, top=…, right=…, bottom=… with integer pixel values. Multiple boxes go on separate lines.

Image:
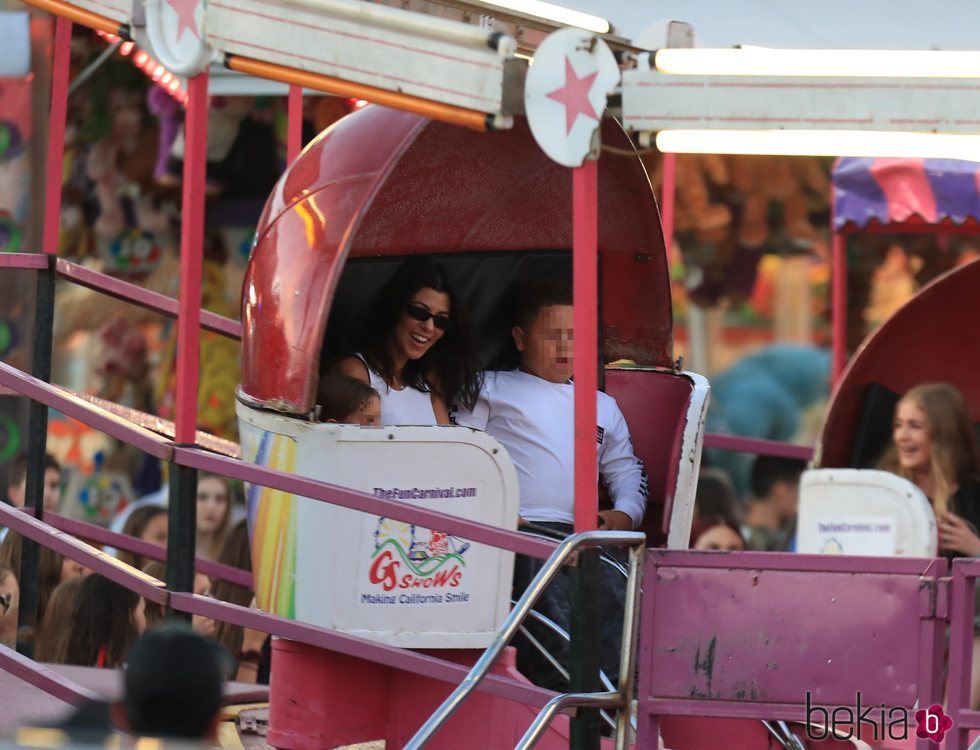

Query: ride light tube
left=655, top=129, right=980, bottom=160
left=476, top=0, right=610, bottom=34
left=22, top=0, right=126, bottom=36
left=225, top=54, right=504, bottom=131
left=654, top=47, right=980, bottom=78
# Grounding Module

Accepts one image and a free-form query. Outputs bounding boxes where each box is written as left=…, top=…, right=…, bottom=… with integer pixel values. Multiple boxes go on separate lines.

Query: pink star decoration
left=546, top=57, right=600, bottom=135
left=166, top=0, right=201, bottom=42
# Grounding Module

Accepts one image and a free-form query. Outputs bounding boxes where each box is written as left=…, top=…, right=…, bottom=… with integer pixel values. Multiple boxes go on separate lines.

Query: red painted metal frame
left=573, top=160, right=599, bottom=533
left=174, top=73, right=209, bottom=444
left=42, top=15, right=71, bottom=256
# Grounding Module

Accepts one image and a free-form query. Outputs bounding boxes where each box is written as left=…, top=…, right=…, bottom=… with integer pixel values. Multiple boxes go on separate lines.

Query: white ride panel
left=238, top=403, right=520, bottom=648
left=621, top=72, right=980, bottom=136
left=797, top=469, right=937, bottom=558
left=72, top=0, right=131, bottom=23
left=667, top=371, right=710, bottom=550
left=207, top=0, right=513, bottom=115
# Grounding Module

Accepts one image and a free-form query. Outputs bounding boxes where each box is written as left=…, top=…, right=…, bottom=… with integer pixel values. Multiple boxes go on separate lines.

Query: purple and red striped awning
left=833, top=157, right=980, bottom=230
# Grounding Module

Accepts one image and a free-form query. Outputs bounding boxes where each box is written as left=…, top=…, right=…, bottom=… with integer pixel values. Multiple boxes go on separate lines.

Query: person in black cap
left=119, top=621, right=225, bottom=741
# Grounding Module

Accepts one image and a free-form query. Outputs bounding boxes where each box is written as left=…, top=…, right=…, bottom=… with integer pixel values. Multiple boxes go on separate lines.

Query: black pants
left=512, top=522, right=627, bottom=692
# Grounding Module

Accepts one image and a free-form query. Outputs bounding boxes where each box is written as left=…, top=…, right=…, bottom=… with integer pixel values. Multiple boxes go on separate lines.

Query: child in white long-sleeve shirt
left=455, top=280, right=647, bottom=690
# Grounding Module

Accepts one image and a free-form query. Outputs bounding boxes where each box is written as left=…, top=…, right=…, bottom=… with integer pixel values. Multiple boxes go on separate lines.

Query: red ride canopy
left=240, top=106, right=671, bottom=414
left=819, top=258, right=980, bottom=468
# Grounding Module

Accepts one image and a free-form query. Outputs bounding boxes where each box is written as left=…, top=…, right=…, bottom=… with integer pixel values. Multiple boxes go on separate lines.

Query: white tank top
left=355, top=354, right=438, bottom=425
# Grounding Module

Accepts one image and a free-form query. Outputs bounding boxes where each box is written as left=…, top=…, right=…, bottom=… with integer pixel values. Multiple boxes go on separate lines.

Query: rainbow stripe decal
left=246, top=431, right=297, bottom=618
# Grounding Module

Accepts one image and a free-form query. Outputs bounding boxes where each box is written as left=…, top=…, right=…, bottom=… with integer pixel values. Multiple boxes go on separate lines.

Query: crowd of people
left=0, top=456, right=265, bottom=685
left=0, top=254, right=978, bottom=736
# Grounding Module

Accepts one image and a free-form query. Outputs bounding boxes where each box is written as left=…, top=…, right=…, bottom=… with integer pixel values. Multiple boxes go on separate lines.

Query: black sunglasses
left=405, top=303, right=453, bottom=331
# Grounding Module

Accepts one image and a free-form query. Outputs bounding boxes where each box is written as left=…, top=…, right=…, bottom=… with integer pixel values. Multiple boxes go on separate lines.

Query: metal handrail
left=404, top=530, right=646, bottom=749
left=518, top=602, right=625, bottom=733
left=516, top=691, right=621, bottom=750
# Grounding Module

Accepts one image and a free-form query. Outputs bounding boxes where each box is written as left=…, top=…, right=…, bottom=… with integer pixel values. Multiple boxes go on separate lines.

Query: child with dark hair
left=210, top=520, right=254, bottom=654
left=458, top=279, right=646, bottom=530
left=64, top=574, right=145, bottom=668
left=0, top=532, right=86, bottom=630
left=690, top=515, right=745, bottom=551
left=455, top=278, right=647, bottom=690
left=35, top=576, right=85, bottom=663
left=208, top=519, right=270, bottom=683
left=336, top=256, right=482, bottom=424
left=121, top=623, right=225, bottom=741
left=693, top=467, right=743, bottom=530
left=316, top=374, right=381, bottom=425
left=116, top=505, right=168, bottom=570
left=744, top=456, right=806, bottom=551
left=4, top=451, right=61, bottom=515
left=141, top=560, right=215, bottom=637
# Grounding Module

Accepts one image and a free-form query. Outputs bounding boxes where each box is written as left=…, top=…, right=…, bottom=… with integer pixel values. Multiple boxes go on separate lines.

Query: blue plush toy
left=706, top=344, right=831, bottom=496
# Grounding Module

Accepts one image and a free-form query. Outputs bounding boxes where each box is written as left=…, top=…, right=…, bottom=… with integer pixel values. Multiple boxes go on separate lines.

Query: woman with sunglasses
left=335, top=257, right=481, bottom=424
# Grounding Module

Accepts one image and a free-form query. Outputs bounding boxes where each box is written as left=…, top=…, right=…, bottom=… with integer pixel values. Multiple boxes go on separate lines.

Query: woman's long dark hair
left=356, top=257, right=482, bottom=411
left=65, top=574, right=141, bottom=668
left=211, top=519, right=254, bottom=656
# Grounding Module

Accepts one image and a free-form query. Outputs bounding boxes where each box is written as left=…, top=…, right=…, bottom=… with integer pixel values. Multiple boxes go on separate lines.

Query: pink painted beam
left=43, top=513, right=253, bottom=588
left=67, top=390, right=240, bottom=458
left=0, top=253, right=52, bottom=270
left=55, top=259, right=241, bottom=339
left=702, top=432, right=814, bottom=460
left=573, top=160, right=599, bottom=533
left=831, top=202, right=847, bottom=383
left=172, top=446, right=558, bottom=560
left=660, top=152, right=677, bottom=264
left=0, top=360, right=554, bottom=560
left=0, top=644, right=101, bottom=706
left=170, top=592, right=557, bottom=709
left=0, top=504, right=167, bottom=604
left=174, top=72, right=209, bottom=444
left=42, top=15, right=71, bottom=256
left=287, top=85, right=303, bottom=163
left=648, top=548, right=943, bottom=576
left=0, top=362, right=172, bottom=459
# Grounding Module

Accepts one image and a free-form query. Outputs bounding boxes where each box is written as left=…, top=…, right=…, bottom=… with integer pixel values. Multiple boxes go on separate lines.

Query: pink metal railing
left=635, top=549, right=959, bottom=750
left=947, top=558, right=980, bottom=750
